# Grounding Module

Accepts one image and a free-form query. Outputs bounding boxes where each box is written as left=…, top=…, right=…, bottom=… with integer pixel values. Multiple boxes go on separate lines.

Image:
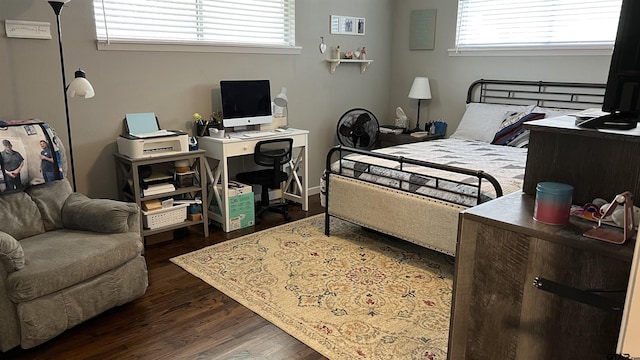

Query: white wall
left=1, top=0, right=615, bottom=199
left=0, top=0, right=393, bottom=198
left=389, top=0, right=613, bottom=134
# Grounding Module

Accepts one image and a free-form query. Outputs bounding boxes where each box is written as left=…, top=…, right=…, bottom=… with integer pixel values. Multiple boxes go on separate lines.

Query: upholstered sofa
left=0, top=179, right=148, bottom=351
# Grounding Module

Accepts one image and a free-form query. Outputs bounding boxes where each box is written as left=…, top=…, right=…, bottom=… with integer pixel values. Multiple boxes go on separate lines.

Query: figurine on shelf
left=334, top=45, right=341, bottom=60
left=361, top=47, right=366, bottom=60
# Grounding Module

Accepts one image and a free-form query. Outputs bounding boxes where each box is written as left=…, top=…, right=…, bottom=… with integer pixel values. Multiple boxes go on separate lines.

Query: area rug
left=171, top=215, right=454, bottom=359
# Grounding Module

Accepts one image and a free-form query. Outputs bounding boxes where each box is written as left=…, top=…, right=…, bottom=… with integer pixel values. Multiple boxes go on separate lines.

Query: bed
left=323, top=79, right=606, bottom=256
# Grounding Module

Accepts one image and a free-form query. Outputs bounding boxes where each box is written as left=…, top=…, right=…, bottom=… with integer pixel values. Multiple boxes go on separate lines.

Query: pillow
left=506, top=130, right=532, bottom=148
left=451, top=103, right=535, bottom=142
left=0, top=231, right=25, bottom=273
left=532, top=106, right=574, bottom=119
left=492, top=112, right=546, bottom=146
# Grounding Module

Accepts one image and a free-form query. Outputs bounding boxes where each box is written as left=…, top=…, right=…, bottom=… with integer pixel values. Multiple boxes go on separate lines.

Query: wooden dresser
left=449, top=116, right=638, bottom=359
left=449, top=192, right=633, bottom=359
left=523, top=116, right=640, bottom=206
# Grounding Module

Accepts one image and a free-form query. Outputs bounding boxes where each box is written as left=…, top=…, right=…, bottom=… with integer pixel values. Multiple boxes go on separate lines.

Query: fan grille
left=336, top=108, right=379, bottom=149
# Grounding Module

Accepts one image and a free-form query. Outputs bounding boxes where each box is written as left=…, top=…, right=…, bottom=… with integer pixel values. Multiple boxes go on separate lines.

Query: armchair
left=0, top=179, right=148, bottom=351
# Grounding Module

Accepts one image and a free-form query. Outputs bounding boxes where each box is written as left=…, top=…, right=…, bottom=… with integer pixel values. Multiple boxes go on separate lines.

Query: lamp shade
left=66, top=69, right=94, bottom=98
left=274, top=87, right=288, bottom=107
left=408, top=77, right=432, bottom=100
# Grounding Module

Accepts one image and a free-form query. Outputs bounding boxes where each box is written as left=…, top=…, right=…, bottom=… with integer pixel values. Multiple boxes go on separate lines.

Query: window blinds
left=93, top=0, right=295, bottom=47
left=455, top=0, right=622, bottom=50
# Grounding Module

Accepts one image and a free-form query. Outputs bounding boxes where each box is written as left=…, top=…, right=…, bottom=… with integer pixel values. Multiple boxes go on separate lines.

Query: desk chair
left=236, top=138, right=293, bottom=222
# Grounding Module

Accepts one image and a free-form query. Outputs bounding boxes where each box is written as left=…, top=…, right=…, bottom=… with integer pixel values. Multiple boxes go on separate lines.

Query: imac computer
left=577, top=0, right=640, bottom=130
left=220, top=80, right=272, bottom=129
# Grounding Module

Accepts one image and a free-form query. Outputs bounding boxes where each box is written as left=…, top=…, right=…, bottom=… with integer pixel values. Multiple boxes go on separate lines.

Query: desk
left=198, top=129, right=309, bottom=232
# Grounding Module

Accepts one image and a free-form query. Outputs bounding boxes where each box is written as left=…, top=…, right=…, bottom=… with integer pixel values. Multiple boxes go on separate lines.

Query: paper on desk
left=569, top=108, right=610, bottom=119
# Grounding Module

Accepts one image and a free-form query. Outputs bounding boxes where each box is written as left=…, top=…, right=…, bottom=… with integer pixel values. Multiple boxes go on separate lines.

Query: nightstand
left=375, top=132, right=444, bottom=148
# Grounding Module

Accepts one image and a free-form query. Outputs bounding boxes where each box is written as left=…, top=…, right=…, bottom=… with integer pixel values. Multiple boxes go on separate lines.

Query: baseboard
left=252, top=185, right=320, bottom=202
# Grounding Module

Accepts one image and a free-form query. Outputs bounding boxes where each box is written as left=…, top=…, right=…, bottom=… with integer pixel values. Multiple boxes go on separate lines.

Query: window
left=454, top=0, right=622, bottom=52
left=93, top=0, right=296, bottom=52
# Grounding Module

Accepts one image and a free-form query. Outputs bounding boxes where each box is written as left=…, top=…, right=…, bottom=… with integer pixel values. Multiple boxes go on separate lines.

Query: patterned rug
left=171, top=215, right=454, bottom=359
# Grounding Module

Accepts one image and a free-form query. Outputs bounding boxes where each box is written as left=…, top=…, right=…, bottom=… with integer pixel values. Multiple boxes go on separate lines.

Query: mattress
left=330, top=138, right=527, bottom=207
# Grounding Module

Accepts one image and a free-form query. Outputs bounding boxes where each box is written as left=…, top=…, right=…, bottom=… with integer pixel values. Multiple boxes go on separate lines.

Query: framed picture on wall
left=341, top=16, right=356, bottom=34
left=330, top=15, right=365, bottom=36
left=330, top=15, right=341, bottom=34
left=356, top=18, right=365, bottom=35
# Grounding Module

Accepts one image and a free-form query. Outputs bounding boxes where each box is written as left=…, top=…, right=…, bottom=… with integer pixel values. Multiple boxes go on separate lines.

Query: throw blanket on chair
left=0, top=120, right=67, bottom=193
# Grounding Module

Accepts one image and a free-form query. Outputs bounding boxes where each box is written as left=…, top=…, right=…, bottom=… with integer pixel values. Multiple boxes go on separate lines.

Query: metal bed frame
left=325, top=146, right=503, bottom=208
left=467, top=79, right=605, bottom=109
left=323, top=79, right=607, bottom=256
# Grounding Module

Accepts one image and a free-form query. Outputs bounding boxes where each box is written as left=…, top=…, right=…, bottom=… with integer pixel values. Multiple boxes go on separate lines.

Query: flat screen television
left=579, top=0, right=640, bottom=130
left=220, top=80, right=272, bottom=128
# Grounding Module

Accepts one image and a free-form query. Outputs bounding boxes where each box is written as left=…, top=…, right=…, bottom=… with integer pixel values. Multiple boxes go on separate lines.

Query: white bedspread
left=330, top=138, right=527, bottom=207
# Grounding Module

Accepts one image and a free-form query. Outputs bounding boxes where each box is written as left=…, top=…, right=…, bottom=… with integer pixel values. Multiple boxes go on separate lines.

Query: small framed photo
left=341, top=17, right=356, bottom=34
left=330, top=15, right=365, bottom=36
left=330, top=15, right=341, bottom=34
left=356, top=18, right=366, bottom=35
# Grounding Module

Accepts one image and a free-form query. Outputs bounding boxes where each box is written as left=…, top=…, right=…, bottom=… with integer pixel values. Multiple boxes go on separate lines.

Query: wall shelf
left=325, top=59, right=372, bottom=74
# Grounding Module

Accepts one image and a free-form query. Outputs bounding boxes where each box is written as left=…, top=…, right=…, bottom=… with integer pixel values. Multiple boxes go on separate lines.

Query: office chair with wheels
left=236, top=138, right=293, bottom=222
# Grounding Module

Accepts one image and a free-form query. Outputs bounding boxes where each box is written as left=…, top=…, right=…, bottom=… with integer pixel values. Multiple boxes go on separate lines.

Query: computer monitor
left=579, top=0, right=640, bottom=130
left=220, top=80, right=272, bottom=128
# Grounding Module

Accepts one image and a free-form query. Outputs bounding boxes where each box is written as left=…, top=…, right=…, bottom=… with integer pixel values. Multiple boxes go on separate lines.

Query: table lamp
left=273, top=87, right=289, bottom=128
left=408, top=77, right=432, bottom=132
left=274, top=87, right=288, bottom=116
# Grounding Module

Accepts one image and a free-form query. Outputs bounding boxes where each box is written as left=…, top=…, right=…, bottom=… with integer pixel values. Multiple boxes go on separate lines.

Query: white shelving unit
left=325, top=59, right=373, bottom=74
left=113, top=150, right=209, bottom=244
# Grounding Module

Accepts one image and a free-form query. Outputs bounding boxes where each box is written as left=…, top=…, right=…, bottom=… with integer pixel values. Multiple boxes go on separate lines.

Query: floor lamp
left=408, top=77, right=432, bottom=133
left=49, top=0, right=95, bottom=191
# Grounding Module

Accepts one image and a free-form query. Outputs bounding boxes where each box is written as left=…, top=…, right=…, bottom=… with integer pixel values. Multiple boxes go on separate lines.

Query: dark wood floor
left=5, top=195, right=327, bottom=360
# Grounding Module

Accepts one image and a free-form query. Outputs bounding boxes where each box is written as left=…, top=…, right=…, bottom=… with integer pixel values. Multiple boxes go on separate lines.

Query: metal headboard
left=467, top=79, right=606, bottom=110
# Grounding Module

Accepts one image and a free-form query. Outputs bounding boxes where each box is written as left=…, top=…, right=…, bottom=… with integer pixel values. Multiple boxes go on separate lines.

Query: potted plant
left=194, top=111, right=223, bottom=137
left=208, top=110, right=225, bottom=138
left=211, top=110, right=223, bottom=130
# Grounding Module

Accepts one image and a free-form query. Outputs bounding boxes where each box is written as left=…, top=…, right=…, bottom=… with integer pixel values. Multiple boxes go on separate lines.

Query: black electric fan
left=336, top=108, right=380, bottom=149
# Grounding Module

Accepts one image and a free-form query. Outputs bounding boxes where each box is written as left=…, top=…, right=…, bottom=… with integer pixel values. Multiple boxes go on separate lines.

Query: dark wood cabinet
left=523, top=117, right=640, bottom=207
left=449, top=192, right=634, bottom=360
left=449, top=116, right=640, bottom=359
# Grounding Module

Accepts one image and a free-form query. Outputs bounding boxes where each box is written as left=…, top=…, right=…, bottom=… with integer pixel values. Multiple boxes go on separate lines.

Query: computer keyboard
left=227, top=130, right=283, bottom=139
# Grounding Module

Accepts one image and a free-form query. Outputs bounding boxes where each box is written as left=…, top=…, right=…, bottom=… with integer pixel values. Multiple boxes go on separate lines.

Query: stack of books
left=142, top=183, right=175, bottom=197
left=410, top=131, right=431, bottom=138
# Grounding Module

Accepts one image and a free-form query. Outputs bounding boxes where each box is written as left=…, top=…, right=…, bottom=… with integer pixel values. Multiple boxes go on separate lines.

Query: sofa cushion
left=0, top=192, right=45, bottom=240
left=5, top=229, right=143, bottom=303
left=16, top=255, right=148, bottom=349
left=62, top=193, right=138, bottom=233
left=25, top=180, right=72, bottom=231
left=0, top=231, right=25, bottom=273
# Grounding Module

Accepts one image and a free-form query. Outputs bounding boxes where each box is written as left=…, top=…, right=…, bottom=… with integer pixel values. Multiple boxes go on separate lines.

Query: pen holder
left=434, top=121, right=447, bottom=136
left=209, top=128, right=225, bottom=138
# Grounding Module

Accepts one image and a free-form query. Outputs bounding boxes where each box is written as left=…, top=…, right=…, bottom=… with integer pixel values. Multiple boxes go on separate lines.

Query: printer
left=116, top=112, right=189, bottom=158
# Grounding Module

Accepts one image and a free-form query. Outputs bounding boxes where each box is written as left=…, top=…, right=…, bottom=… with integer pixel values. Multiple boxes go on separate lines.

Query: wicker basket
left=142, top=203, right=188, bottom=229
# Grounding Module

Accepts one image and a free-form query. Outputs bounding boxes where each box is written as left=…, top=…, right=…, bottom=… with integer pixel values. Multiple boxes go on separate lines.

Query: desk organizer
left=143, top=203, right=188, bottom=229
